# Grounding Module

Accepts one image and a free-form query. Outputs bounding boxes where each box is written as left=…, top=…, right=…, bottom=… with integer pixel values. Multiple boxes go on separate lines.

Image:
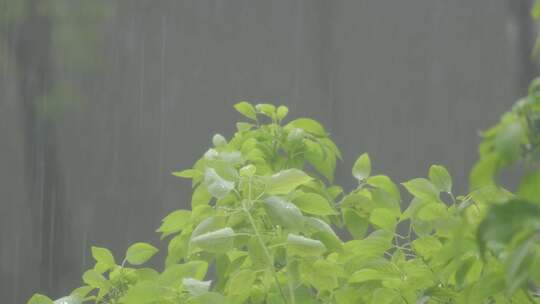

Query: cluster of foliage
left=28, top=87, right=540, bottom=303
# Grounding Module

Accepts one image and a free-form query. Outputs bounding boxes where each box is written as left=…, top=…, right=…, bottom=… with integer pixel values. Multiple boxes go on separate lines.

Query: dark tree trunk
left=509, top=0, right=539, bottom=93
left=14, top=0, right=64, bottom=296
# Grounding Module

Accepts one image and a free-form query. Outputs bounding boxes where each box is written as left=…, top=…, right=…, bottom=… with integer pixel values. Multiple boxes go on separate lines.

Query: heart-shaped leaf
left=125, top=242, right=159, bottom=265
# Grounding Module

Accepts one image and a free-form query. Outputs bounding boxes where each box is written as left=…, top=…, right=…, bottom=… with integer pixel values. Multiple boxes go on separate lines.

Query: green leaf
left=190, top=227, right=235, bottom=253
left=191, top=216, right=226, bottom=238
left=342, top=230, right=393, bottom=260
left=494, top=120, right=524, bottom=162
left=401, top=199, right=423, bottom=220
left=27, top=294, right=54, bottom=304
left=517, top=170, right=540, bottom=204
left=204, top=168, right=234, bottom=199
left=212, top=134, right=227, bottom=147
left=370, top=188, right=401, bottom=217
left=236, top=122, right=253, bottom=132
left=287, top=129, right=305, bottom=146
left=70, top=286, right=94, bottom=299
left=182, top=278, right=211, bottom=296
left=239, top=164, right=256, bottom=177
left=334, top=287, right=361, bottom=304
left=305, top=217, right=343, bottom=250
left=416, top=202, right=447, bottom=221
left=352, top=153, right=371, bottom=181
left=191, top=184, right=212, bottom=208
left=304, top=140, right=336, bottom=182
left=276, top=105, right=289, bottom=120
left=464, top=272, right=505, bottom=303
left=292, top=192, right=337, bottom=215
left=159, top=261, right=208, bottom=285
left=255, top=103, right=276, bottom=118
left=369, top=208, right=397, bottom=232
left=343, top=209, right=368, bottom=239
left=125, top=242, right=159, bottom=265
left=411, top=218, right=434, bottom=237
left=82, top=270, right=109, bottom=289
left=531, top=0, right=540, bottom=20
left=469, top=154, right=499, bottom=190
left=165, top=232, right=190, bottom=267
left=320, top=137, right=343, bottom=160
left=468, top=185, right=513, bottom=207
left=248, top=236, right=267, bottom=266
left=91, top=246, right=116, bottom=268
left=412, top=236, right=442, bottom=259
left=505, top=241, right=534, bottom=294
left=134, top=268, right=159, bottom=282
left=429, top=165, right=452, bottom=193
left=263, top=196, right=305, bottom=230
left=477, top=200, right=540, bottom=257
left=348, top=269, right=385, bottom=283
left=234, top=101, right=257, bottom=120
left=53, top=296, right=82, bottom=304
left=372, top=288, right=399, bottom=304
left=265, top=169, right=312, bottom=195
left=402, top=178, right=439, bottom=201
left=286, top=233, right=326, bottom=257
left=455, top=257, right=475, bottom=288
left=172, top=169, right=199, bottom=179
left=189, top=292, right=226, bottom=304
left=118, top=281, right=161, bottom=304
left=300, top=260, right=339, bottom=291
left=533, top=0, right=540, bottom=19
left=327, top=185, right=343, bottom=199
left=227, top=269, right=256, bottom=295
left=285, top=118, right=326, bottom=136
left=366, top=175, right=400, bottom=202
left=156, top=210, right=192, bottom=239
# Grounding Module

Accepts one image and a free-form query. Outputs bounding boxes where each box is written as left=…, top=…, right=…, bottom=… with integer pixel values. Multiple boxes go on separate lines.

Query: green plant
left=28, top=89, right=540, bottom=303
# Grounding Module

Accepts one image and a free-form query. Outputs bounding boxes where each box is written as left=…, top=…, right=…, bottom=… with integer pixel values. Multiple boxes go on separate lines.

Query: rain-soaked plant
left=28, top=85, right=540, bottom=303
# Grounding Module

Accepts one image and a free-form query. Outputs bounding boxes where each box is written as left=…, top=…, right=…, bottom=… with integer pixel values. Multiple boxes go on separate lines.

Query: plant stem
left=285, top=254, right=296, bottom=304
left=449, top=192, right=457, bottom=205
left=244, top=178, right=289, bottom=303
left=243, top=205, right=288, bottom=303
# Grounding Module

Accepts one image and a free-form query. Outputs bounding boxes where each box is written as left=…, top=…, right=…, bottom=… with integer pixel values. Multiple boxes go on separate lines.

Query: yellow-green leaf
left=287, top=234, right=326, bottom=257
left=352, top=153, right=371, bottom=181
left=263, top=196, right=305, bottom=230
left=91, top=246, right=116, bottom=268
left=190, top=227, right=235, bottom=253
left=156, top=210, right=191, bottom=239
left=429, top=165, right=452, bottom=193
left=125, top=242, right=159, bottom=265
left=285, top=118, right=326, bottom=136
left=369, top=208, right=397, bottom=232
left=234, top=101, right=257, bottom=120
left=292, top=192, right=337, bottom=215
left=265, top=169, right=312, bottom=195
left=27, top=294, right=53, bottom=304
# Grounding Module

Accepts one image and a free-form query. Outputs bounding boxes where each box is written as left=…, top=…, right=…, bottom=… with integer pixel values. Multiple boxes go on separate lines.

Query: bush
left=28, top=83, right=540, bottom=304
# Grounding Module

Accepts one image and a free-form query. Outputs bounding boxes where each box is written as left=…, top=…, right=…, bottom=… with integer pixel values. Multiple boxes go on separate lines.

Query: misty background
left=1, top=0, right=538, bottom=302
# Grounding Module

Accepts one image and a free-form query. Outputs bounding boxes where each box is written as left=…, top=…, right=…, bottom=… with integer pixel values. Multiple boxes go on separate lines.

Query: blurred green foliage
left=20, top=1, right=540, bottom=303
left=0, top=0, right=111, bottom=117
left=27, top=97, right=540, bottom=303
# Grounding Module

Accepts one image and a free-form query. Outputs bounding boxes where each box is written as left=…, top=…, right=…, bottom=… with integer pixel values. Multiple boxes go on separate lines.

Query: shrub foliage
left=29, top=87, right=540, bottom=303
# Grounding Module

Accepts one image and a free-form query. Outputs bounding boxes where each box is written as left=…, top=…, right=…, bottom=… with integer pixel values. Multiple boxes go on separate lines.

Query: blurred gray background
left=1, top=0, right=537, bottom=302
